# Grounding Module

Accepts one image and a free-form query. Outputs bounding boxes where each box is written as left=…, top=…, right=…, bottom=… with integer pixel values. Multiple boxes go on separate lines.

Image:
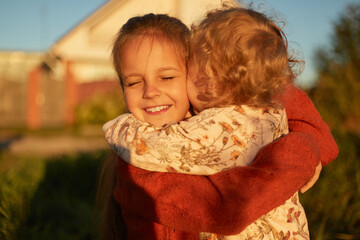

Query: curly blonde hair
left=190, top=6, right=301, bottom=108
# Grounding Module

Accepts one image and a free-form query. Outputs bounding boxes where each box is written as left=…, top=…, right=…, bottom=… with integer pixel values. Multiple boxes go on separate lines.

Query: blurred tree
left=304, top=3, right=360, bottom=239
left=309, top=3, right=360, bottom=134
left=74, top=91, right=127, bottom=126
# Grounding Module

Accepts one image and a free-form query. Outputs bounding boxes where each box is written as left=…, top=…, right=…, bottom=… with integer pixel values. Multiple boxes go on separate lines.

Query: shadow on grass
left=17, top=150, right=108, bottom=240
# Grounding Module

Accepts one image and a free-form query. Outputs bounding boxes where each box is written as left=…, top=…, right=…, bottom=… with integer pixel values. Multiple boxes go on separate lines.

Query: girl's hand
left=300, top=162, right=322, bottom=193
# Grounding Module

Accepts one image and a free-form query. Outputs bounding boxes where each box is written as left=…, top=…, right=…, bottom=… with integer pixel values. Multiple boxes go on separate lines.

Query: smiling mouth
left=145, top=105, right=170, bottom=113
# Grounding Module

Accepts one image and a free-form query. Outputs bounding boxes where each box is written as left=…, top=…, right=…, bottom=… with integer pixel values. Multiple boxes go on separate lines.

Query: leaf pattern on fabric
left=104, top=106, right=288, bottom=175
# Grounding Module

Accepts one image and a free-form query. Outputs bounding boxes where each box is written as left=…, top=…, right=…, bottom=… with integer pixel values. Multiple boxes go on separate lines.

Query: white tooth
left=147, top=106, right=168, bottom=112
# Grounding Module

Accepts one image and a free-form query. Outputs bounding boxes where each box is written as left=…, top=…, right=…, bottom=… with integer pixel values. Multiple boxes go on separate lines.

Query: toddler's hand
left=300, top=162, right=322, bottom=193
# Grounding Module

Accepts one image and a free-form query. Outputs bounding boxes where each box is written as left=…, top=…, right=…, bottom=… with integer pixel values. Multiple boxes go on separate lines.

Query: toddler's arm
left=114, top=86, right=338, bottom=235
left=115, top=133, right=319, bottom=235
left=104, top=106, right=287, bottom=175
left=281, top=86, right=338, bottom=166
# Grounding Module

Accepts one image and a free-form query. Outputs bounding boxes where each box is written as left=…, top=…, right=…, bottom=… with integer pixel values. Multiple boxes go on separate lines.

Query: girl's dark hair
left=95, top=151, right=127, bottom=240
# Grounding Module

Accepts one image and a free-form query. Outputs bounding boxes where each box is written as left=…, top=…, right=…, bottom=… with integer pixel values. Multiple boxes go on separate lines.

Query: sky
left=0, top=0, right=358, bottom=87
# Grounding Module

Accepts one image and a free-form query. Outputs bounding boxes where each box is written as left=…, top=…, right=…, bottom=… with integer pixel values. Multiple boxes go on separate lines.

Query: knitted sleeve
left=281, top=86, right=338, bottom=166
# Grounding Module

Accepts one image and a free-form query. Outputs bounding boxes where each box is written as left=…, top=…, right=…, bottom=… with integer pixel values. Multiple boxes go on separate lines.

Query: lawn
left=0, top=148, right=108, bottom=240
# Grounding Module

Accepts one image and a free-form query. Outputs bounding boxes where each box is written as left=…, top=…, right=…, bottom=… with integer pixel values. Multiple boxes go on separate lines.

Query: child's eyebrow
left=123, top=67, right=184, bottom=80
left=123, top=73, right=142, bottom=80
left=158, top=67, right=182, bottom=72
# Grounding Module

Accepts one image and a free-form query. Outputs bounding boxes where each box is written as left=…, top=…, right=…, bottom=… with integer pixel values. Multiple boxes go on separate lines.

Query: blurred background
left=0, top=0, right=359, bottom=239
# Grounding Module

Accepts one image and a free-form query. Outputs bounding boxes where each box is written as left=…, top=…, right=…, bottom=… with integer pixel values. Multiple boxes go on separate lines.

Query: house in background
left=0, top=0, right=230, bottom=129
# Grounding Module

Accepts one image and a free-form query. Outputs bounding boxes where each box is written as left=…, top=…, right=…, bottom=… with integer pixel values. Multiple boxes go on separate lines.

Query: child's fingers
left=300, top=162, right=322, bottom=193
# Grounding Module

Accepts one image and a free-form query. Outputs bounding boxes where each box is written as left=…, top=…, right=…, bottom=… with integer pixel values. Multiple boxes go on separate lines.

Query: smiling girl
left=120, top=35, right=190, bottom=127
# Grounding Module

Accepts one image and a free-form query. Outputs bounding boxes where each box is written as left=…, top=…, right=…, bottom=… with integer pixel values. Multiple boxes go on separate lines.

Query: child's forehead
left=127, top=35, right=179, bottom=50
left=120, top=35, right=187, bottom=75
left=123, top=35, right=186, bottom=62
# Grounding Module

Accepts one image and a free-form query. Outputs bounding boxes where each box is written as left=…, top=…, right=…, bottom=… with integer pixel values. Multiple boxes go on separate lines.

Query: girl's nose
left=142, top=82, right=161, bottom=99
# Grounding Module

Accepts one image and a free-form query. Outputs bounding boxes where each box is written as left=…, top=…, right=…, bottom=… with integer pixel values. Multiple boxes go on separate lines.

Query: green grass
left=0, top=150, right=107, bottom=240
left=300, top=131, right=360, bottom=239
left=0, top=153, right=44, bottom=240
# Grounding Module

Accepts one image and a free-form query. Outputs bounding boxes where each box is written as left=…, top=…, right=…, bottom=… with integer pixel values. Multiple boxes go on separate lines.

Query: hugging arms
left=114, top=86, right=338, bottom=237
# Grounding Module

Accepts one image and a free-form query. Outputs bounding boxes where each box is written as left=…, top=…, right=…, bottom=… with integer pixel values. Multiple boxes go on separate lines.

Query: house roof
left=53, top=0, right=128, bottom=48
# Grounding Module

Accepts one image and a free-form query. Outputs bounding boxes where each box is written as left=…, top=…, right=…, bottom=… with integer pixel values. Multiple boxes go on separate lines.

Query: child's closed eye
left=127, top=82, right=140, bottom=87
left=124, top=79, right=143, bottom=87
left=161, top=76, right=175, bottom=80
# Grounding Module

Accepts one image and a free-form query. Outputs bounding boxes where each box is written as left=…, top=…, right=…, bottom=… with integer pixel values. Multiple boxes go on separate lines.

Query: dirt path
left=5, top=135, right=109, bottom=156
left=0, top=126, right=110, bottom=156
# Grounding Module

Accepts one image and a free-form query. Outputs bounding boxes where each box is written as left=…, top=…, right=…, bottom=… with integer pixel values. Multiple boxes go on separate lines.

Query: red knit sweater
left=114, top=86, right=339, bottom=240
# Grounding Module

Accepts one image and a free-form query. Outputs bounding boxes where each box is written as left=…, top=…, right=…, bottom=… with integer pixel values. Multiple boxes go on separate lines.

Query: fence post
left=26, top=67, right=42, bottom=129
left=65, top=60, right=77, bottom=125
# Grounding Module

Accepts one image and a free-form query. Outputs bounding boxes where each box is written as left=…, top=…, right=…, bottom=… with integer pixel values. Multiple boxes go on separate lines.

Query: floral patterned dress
left=103, top=105, right=310, bottom=240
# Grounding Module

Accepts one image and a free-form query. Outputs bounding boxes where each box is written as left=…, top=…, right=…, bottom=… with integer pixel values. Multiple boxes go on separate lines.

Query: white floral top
left=103, top=105, right=309, bottom=239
